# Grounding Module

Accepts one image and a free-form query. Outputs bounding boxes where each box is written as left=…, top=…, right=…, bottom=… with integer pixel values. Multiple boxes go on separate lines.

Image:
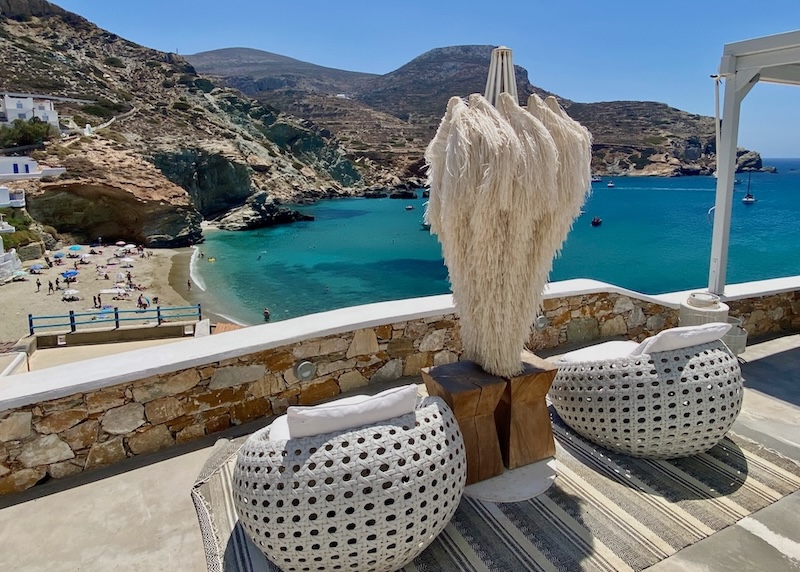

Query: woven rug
left=191, top=412, right=800, bottom=572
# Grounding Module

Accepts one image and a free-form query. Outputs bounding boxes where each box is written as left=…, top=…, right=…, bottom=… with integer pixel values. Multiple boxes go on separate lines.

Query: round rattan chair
left=232, top=396, right=466, bottom=572
left=550, top=340, right=743, bottom=459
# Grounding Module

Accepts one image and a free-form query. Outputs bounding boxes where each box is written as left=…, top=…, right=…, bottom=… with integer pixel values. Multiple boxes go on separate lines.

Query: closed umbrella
left=425, top=46, right=591, bottom=378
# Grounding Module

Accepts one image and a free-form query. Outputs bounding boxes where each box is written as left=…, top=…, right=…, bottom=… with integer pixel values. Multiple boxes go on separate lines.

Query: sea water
left=193, top=158, right=800, bottom=325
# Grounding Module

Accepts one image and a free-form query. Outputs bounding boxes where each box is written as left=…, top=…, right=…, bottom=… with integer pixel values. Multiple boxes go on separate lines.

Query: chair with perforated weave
left=231, top=385, right=467, bottom=572
left=549, top=323, right=744, bottom=459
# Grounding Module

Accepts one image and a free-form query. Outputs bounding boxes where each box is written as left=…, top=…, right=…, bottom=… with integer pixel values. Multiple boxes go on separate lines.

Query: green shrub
left=104, top=56, right=125, bottom=68
left=161, top=80, right=175, bottom=88
left=172, top=101, right=191, bottom=111
left=194, top=78, right=214, bottom=93
left=0, top=118, right=58, bottom=147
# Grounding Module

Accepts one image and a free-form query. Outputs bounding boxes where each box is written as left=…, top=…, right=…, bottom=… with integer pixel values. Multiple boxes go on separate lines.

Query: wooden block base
left=422, top=361, right=506, bottom=485
left=495, top=352, right=557, bottom=469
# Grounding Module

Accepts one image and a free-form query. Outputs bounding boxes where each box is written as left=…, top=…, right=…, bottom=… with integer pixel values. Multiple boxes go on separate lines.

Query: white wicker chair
left=232, top=396, right=466, bottom=572
left=550, top=340, right=744, bottom=459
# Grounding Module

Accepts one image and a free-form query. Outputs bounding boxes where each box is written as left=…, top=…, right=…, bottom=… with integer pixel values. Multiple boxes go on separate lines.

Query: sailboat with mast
left=742, top=172, right=757, bottom=204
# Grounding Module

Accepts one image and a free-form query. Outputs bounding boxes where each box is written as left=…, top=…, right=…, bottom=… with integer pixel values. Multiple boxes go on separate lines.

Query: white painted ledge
left=1, top=276, right=798, bottom=413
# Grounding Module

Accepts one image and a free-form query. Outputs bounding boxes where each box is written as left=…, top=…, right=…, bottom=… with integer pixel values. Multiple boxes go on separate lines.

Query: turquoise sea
left=191, top=158, right=800, bottom=325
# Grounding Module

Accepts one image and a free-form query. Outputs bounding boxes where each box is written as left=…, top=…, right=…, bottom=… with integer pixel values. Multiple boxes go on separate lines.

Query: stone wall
left=0, top=314, right=461, bottom=494
left=1, top=289, right=797, bottom=495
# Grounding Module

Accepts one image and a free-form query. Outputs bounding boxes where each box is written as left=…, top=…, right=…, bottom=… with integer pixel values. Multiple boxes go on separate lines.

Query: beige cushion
left=269, top=384, right=419, bottom=441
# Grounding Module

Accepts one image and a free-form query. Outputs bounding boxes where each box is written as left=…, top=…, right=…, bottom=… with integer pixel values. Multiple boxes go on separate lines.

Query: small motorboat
left=405, top=205, right=415, bottom=210
left=607, top=180, right=615, bottom=188
left=591, top=217, right=602, bottom=227
left=591, top=175, right=602, bottom=183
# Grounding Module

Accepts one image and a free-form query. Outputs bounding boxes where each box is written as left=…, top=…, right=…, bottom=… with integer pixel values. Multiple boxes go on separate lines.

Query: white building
left=0, top=156, right=65, bottom=282
left=0, top=185, right=24, bottom=208
left=0, top=156, right=65, bottom=182
left=0, top=212, right=22, bottom=281
left=0, top=94, right=60, bottom=129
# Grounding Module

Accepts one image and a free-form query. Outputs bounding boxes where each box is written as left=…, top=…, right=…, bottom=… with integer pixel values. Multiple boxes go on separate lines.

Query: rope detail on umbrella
left=425, top=86, right=592, bottom=377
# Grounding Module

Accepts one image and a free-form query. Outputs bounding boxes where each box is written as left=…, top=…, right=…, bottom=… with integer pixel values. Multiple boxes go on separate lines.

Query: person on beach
left=36, top=278, right=41, bottom=292
left=187, top=279, right=191, bottom=291
left=97, top=294, right=102, bottom=307
left=93, top=295, right=98, bottom=308
left=55, top=277, right=60, bottom=290
left=48, top=280, right=54, bottom=294
left=263, top=307, right=271, bottom=322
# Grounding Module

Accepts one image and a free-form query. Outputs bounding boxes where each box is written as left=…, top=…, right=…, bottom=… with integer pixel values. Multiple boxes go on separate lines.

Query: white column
left=708, top=68, right=759, bottom=295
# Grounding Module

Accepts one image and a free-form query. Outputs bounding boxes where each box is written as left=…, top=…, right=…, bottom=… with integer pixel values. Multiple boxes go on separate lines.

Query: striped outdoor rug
left=192, top=412, right=800, bottom=572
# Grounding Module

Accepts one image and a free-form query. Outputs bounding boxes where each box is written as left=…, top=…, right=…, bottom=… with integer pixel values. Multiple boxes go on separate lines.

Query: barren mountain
left=189, top=45, right=727, bottom=177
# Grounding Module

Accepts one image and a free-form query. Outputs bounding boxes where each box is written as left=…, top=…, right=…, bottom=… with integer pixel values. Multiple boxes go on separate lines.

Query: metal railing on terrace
left=27, top=305, right=202, bottom=336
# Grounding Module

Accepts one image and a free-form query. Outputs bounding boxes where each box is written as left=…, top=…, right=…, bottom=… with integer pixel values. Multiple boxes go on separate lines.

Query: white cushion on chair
left=629, top=322, right=732, bottom=356
left=557, top=340, right=640, bottom=363
left=268, top=384, right=419, bottom=441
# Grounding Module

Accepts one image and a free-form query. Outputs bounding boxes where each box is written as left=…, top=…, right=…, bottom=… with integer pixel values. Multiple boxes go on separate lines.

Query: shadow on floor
left=740, top=345, right=800, bottom=407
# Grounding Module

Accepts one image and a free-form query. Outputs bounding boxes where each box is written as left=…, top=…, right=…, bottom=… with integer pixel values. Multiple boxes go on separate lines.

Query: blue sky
left=54, top=0, right=800, bottom=157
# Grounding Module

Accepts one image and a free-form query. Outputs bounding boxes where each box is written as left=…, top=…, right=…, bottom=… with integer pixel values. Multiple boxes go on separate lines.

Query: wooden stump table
left=494, top=352, right=557, bottom=469
left=422, top=361, right=506, bottom=485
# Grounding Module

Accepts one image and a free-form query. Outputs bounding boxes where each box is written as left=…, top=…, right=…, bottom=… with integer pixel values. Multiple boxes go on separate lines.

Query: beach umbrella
left=115, top=241, right=126, bottom=246
left=62, top=270, right=78, bottom=278
left=11, top=270, right=28, bottom=280
left=124, top=244, right=136, bottom=250
left=424, top=46, right=591, bottom=377
left=53, top=252, right=65, bottom=259
left=120, top=257, right=134, bottom=263
left=68, top=245, right=82, bottom=251
left=30, top=264, right=43, bottom=270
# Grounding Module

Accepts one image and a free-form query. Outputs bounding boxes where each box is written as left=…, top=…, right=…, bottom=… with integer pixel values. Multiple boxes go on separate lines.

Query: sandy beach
left=0, top=244, right=197, bottom=343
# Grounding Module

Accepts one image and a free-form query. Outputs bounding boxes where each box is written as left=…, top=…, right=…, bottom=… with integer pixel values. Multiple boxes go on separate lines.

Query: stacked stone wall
left=1, top=290, right=797, bottom=495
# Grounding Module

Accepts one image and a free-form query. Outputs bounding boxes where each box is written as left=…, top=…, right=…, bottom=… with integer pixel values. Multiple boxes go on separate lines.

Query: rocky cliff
left=0, top=1, right=375, bottom=247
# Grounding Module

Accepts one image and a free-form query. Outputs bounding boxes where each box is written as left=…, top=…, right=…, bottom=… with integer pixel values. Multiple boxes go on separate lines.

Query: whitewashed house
left=0, top=156, right=65, bottom=282
left=0, top=212, right=22, bottom=281
left=0, top=94, right=60, bottom=129
left=0, top=156, right=65, bottom=182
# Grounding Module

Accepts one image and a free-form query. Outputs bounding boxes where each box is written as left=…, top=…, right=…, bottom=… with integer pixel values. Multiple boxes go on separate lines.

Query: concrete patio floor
left=0, top=334, right=798, bottom=571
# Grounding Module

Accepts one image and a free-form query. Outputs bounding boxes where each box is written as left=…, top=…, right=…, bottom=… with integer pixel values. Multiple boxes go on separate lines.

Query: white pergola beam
left=708, top=29, right=800, bottom=295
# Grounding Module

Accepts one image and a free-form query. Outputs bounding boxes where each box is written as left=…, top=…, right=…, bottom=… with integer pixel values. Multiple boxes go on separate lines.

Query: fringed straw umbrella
left=425, top=47, right=592, bottom=378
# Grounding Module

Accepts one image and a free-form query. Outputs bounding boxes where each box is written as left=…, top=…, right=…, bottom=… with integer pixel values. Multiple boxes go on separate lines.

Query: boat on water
left=607, top=180, right=615, bottom=188
left=591, top=175, right=602, bottom=183
left=591, top=217, right=602, bottom=227
left=742, top=173, right=757, bottom=204
left=405, top=205, right=415, bottom=210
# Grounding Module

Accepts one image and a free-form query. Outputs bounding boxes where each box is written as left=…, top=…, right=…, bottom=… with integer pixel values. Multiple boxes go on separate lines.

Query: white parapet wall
left=0, top=277, right=797, bottom=495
